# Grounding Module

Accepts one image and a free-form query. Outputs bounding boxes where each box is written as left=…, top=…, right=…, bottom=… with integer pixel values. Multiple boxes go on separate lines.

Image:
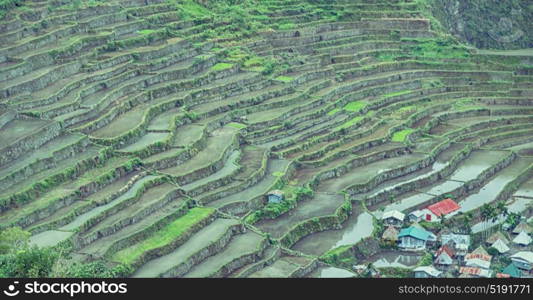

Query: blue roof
left=503, top=263, right=521, bottom=278
left=398, top=226, right=433, bottom=241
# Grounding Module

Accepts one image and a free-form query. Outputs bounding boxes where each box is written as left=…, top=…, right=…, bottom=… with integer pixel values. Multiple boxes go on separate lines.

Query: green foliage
left=419, top=220, right=443, bottom=231
left=137, top=29, right=156, bottom=35
left=192, top=54, right=210, bottom=66
left=403, top=38, right=470, bottom=59
left=335, top=116, right=363, bottom=131
left=452, top=98, right=484, bottom=111
left=170, top=0, right=212, bottom=19
left=241, top=55, right=279, bottom=75
left=243, top=57, right=263, bottom=68
left=321, top=245, right=352, bottom=265
left=376, top=53, right=400, bottom=62
left=0, top=0, right=23, bottom=19
left=391, top=128, right=415, bottom=142
left=244, top=211, right=261, bottom=225
left=260, top=60, right=276, bottom=75
left=380, top=90, right=412, bottom=99
left=487, top=247, right=499, bottom=257
left=274, top=75, right=294, bottom=83
left=372, top=216, right=384, bottom=239
left=211, top=62, right=233, bottom=71
left=123, top=158, right=142, bottom=173
left=277, top=23, right=295, bottom=30
left=505, top=212, right=521, bottom=228
left=225, top=47, right=248, bottom=62
left=343, top=101, right=366, bottom=112
left=227, top=122, right=247, bottom=129
left=184, top=110, right=198, bottom=121
left=0, top=0, right=21, bottom=9
left=245, top=186, right=313, bottom=224
left=112, top=207, right=214, bottom=264
left=0, top=227, right=29, bottom=254
left=327, top=108, right=341, bottom=116
left=418, top=252, right=433, bottom=266
left=261, top=199, right=295, bottom=218
left=0, top=246, right=58, bottom=278
left=59, top=261, right=133, bottom=278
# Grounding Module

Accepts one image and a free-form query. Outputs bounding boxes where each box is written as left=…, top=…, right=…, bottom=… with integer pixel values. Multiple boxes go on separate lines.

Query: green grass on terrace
left=277, top=23, right=295, bottom=30
left=243, top=57, right=263, bottom=68
left=137, top=29, right=156, bottom=35
left=227, top=122, right=247, bottom=129
left=380, top=90, right=412, bottom=99
left=242, top=56, right=270, bottom=72
left=211, top=63, right=233, bottom=71
left=403, top=38, right=471, bottom=59
left=335, top=116, right=364, bottom=131
left=320, top=244, right=353, bottom=264
left=391, top=128, right=415, bottom=142
left=227, top=48, right=281, bottom=74
left=226, top=48, right=249, bottom=62
left=170, top=0, right=212, bottom=19
left=327, top=108, right=341, bottom=116
left=112, top=207, right=215, bottom=265
left=275, top=76, right=294, bottom=83
left=343, top=101, right=366, bottom=112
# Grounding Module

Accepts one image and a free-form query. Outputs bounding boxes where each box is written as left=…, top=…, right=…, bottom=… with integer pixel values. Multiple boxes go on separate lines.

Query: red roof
left=459, top=267, right=481, bottom=275
left=436, top=244, right=455, bottom=258
left=496, top=273, right=511, bottom=278
left=465, top=253, right=492, bottom=262
left=427, top=198, right=460, bottom=217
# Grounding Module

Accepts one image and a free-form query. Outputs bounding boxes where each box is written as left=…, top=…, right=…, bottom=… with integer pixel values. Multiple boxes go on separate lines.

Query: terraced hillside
left=0, top=0, right=532, bottom=278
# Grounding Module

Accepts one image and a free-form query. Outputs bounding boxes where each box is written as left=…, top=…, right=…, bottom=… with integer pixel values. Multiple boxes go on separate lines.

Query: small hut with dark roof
left=266, top=190, right=284, bottom=204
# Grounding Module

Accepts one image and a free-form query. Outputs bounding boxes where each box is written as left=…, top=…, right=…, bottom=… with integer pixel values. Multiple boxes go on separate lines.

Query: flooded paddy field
left=291, top=206, right=374, bottom=256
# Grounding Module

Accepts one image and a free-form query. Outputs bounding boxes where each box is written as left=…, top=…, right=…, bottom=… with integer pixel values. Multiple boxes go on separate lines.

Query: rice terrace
left=0, top=0, right=532, bottom=279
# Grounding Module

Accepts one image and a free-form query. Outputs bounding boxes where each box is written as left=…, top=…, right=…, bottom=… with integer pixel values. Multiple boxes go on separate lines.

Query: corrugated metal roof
left=398, top=226, right=434, bottom=241
left=427, top=198, right=460, bottom=217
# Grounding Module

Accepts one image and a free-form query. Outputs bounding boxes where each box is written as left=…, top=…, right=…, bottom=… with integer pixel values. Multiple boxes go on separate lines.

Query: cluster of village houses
left=378, top=198, right=533, bottom=278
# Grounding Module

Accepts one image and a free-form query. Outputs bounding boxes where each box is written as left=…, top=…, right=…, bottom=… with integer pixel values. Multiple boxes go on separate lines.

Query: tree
left=0, top=246, right=58, bottom=278
left=52, top=261, right=132, bottom=278
left=487, top=247, right=499, bottom=257
left=462, top=212, right=473, bottom=234
left=0, top=227, right=29, bottom=254
left=496, top=201, right=508, bottom=217
left=480, top=204, right=495, bottom=240
left=488, top=206, right=499, bottom=237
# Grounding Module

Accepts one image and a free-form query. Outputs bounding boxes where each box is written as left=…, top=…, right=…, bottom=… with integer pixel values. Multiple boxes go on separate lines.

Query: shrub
left=61, top=261, right=133, bottom=278
left=487, top=247, right=499, bottom=257
left=0, top=227, right=29, bottom=254
left=418, top=252, right=433, bottom=266
left=0, top=246, right=58, bottom=278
